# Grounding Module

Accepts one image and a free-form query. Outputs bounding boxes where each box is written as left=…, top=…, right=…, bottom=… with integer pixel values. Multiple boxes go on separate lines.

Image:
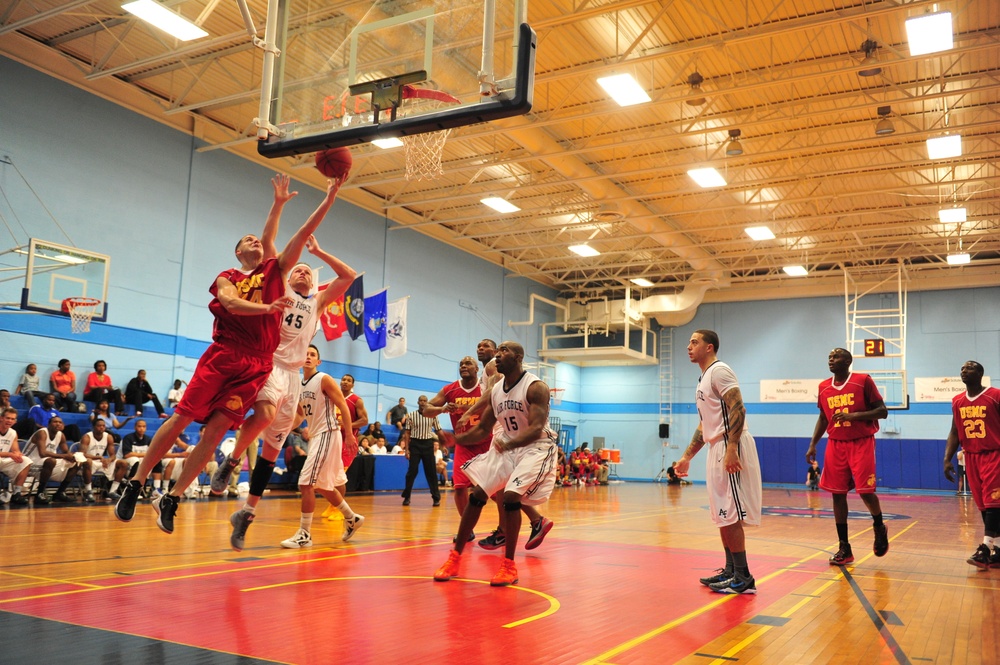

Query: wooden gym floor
left=0, top=483, right=997, bottom=664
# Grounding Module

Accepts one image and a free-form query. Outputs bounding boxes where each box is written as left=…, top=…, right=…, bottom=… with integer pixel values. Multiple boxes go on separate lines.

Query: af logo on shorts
left=719, top=508, right=728, bottom=518
left=866, top=474, right=876, bottom=487
left=226, top=395, right=244, bottom=411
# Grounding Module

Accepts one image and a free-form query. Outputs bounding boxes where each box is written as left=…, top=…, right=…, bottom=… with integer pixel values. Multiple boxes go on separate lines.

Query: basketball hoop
left=550, top=388, right=565, bottom=406
left=400, top=86, right=460, bottom=181
left=61, top=297, right=102, bottom=334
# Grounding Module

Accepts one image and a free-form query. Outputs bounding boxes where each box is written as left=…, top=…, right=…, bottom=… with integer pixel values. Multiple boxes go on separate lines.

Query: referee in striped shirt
left=401, top=395, right=442, bottom=506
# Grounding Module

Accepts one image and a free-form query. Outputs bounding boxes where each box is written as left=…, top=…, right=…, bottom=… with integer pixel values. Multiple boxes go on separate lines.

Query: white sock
left=110, top=481, right=120, bottom=493
left=84, top=483, right=92, bottom=492
left=153, top=479, right=162, bottom=490
left=242, top=503, right=256, bottom=515
left=14, top=485, right=24, bottom=495
left=985, top=536, right=996, bottom=548
left=336, top=500, right=355, bottom=520
left=300, top=513, right=313, bottom=532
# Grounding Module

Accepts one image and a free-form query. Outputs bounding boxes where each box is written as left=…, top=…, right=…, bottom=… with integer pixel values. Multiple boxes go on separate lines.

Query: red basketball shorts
left=452, top=440, right=492, bottom=489
left=175, top=343, right=273, bottom=427
left=820, top=435, right=878, bottom=494
left=965, top=449, right=1000, bottom=511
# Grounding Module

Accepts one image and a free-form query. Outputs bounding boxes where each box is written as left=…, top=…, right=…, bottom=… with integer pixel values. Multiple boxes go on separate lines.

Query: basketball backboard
left=254, top=0, right=535, bottom=157
left=11, top=238, right=110, bottom=322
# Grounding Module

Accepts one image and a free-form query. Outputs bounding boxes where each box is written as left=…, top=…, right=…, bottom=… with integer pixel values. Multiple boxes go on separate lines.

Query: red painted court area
left=4, top=539, right=811, bottom=664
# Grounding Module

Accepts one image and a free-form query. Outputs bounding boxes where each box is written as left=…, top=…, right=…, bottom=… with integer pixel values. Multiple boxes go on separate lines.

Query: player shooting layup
left=223, top=235, right=356, bottom=551
left=115, top=174, right=345, bottom=533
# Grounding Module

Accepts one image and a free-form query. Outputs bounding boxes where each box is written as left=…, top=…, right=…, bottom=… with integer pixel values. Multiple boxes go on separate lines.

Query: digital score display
left=864, top=338, right=886, bottom=357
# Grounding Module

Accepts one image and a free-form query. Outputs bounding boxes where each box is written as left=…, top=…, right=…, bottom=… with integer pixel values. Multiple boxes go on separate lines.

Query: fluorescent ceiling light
left=947, top=253, right=971, bottom=265
left=939, top=207, right=967, bottom=224
left=596, top=74, right=651, bottom=107
left=569, top=244, right=600, bottom=257
left=905, top=11, right=953, bottom=56
left=122, top=0, right=208, bottom=41
left=687, top=167, right=727, bottom=188
left=745, top=226, right=775, bottom=241
left=630, top=277, right=654, bottom=287
left=783, top=265, right=808, bottom=277
left=926, top=135, right=962, bottom=160
left=372, top=137, right=404, bottom=149
left=480, top=197, right=520, bottom=213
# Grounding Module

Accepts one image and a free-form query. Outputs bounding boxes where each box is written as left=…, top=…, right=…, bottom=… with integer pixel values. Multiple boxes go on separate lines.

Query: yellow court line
left=0, top=540, right=447, bottom=605
left=0, top=570, right=103, bottom=589
left=704, top=520, right=918, bottom=665
left=581, top=521, right=917, bottom=665
left=242, top=574, right=560, bottom=628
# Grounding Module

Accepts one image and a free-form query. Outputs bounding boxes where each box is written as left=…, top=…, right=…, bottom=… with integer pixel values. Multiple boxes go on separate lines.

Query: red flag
left=319, top=286, right=347, bottom=341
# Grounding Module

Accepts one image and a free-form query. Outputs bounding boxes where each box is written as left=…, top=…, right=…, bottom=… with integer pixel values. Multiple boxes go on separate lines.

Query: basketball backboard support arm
left=236, top=0, right=283, bottom=139
left=349, top=71, right=428, bottom=124
left=258, top=23, right=535, bottom=157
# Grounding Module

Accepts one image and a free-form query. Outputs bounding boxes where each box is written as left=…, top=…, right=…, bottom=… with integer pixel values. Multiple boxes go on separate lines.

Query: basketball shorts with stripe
left=706, top=430, right=762, bottom=528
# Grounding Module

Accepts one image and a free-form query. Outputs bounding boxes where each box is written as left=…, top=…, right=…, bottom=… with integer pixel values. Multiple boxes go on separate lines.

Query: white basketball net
left=66, top=299, right=101, bottom=334
left=402, top=129, right=452, bottom=181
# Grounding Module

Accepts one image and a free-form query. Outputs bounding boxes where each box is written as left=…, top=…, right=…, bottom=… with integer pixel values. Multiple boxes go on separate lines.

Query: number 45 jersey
left=273, top=286, right=320, bottom=371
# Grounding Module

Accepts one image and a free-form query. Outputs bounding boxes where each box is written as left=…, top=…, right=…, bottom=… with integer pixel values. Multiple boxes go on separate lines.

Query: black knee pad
left=503, top=500, right=522, bottom=512
left=468, top=493, right=488, bottom=508
left=984, top=508, right=1000, bottom=535
left=248, top=458, right=276, bottom=497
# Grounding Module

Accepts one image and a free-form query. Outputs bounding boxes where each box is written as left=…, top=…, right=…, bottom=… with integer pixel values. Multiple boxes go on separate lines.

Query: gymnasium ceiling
left=2, top=0, right=999, bottom=304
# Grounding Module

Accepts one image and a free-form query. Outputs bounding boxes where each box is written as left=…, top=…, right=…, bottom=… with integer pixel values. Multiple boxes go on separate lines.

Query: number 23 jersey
left=952, top=387, right=1000, bottom=453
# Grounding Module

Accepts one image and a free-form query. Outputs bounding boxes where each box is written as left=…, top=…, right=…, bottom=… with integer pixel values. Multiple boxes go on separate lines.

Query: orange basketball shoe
left=434, top=550, right=463, bottom=582
left=490, top=557, right=519, bottom=587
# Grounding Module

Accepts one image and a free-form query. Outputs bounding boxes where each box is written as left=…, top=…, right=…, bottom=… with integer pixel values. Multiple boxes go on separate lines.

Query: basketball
left=315, top=147, right=353, bottom=179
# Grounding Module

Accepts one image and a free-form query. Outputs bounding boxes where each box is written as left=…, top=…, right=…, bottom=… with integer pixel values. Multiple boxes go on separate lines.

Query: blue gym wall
left=3, top=56, right=998, bottom=489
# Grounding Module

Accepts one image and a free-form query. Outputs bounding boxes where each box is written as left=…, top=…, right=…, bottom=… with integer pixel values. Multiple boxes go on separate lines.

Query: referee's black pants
left=402, top=437, right=440, bottom=502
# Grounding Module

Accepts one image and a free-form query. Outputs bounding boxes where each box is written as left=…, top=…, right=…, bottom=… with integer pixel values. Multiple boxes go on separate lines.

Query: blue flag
left=344, top=275, right=364, bottom=340
left=363, top=288, right=388, bottom=351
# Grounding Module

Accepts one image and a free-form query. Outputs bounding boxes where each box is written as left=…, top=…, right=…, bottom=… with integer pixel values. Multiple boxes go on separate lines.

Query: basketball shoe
left=699, top=568, right=733, bottom=586
left=711, top=571, right=756, bottom=595
left=829, top=543, right=854, bottom=565
left=968, top=544, right=992, bottom=570
left=991, top=547, right=1000, bottom=568
left=873, top=523, right=889, bottom=557
left=525, top=516, right=554, bottom=550
left=434, top=550, right=463, bottom=582
left=281, top=529, right=312, bottom=549
left=114, top=480, right=142, bottom=522
left=490, top=557, right=519, bottom=587
left=478, top=528, right=506, bottom=550
left=342, top=515, right=365, bottom=542
left=152, top=493, right=178, bottom=534
left=211, top=456, right=240, bottom=495
left=230, top=510, right=255, bottom=552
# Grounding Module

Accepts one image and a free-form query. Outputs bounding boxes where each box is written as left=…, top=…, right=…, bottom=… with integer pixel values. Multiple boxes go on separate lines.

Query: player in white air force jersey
left=674, top=329, right=762, bottom=596
left=279, top=344, right=362, bottom=549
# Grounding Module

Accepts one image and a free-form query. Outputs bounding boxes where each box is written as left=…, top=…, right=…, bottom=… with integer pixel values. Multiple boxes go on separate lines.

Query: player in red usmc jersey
left=945, top=360, right=1000, bottom=569
left=115, top=174, right=346, bottom=532
left=806, top=347, right=889, bottom=565
left=425, top=356, right=492, bottom=533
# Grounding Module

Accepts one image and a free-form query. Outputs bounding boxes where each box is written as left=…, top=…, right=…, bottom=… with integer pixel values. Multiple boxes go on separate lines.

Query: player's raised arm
left=215, top=276, right=294, bottom=316
left=276, top=176, right=345, bottom=274
left=307, top=235, right=357, bottom=310
left=261, top=174, right=298, bottom=261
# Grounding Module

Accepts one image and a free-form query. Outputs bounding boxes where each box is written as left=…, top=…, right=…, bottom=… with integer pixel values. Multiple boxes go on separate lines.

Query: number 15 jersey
left=952, top=387, right=1000, bottom=453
